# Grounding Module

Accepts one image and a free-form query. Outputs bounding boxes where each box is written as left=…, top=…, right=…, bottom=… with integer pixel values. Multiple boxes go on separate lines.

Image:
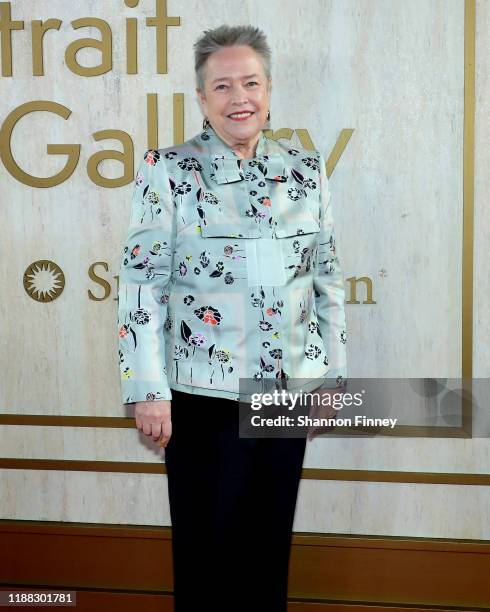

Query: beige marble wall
left=1, top=0, right=488, bottom=537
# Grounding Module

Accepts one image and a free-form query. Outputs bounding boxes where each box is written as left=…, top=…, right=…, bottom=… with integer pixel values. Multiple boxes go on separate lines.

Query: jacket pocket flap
left=199, top=216, right=260, bottom=238
left=275, top=211, right=320, bottom=238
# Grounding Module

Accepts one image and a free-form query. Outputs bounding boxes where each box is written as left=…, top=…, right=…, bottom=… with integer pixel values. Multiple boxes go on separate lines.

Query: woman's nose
left=229, top=85, right=249, bottom=103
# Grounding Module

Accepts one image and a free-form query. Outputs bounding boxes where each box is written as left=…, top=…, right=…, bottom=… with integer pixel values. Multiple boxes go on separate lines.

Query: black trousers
left=164, top=389, right=307, bottom=612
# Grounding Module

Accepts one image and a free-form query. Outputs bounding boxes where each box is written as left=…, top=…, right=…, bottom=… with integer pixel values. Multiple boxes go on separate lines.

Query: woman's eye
left=247, top=81, right=258, bottom=86
left=215, top=84, right=227, bottom=90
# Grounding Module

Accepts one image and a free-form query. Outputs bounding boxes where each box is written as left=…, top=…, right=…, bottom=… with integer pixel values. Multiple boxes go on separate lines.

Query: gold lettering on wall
left=86, top=130, right=134, bottom=187
left=23, top=260, right=65, bottom=302
left=1, top=1, right=183, bottom=76
left=88, top=262, right=111, bottom=301
left=345, top=276, right=377, bottom=304
left=31, top=18, right=61, bottom=76
left=146, top=0, right=180, bottom=74
left=65, top=17, right=112, bottom=76
left=1, top=101, right=80, bottom=188
left=0, top=1, right=23, bottom=77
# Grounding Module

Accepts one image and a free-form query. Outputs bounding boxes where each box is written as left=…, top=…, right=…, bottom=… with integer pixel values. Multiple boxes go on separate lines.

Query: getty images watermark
left=239, top=386, right=397, bottom=438
left=238, top=378, right=488, bottom=439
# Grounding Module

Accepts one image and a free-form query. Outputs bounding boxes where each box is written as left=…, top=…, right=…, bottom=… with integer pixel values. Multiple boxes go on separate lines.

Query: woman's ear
left=196, top=88, right=206, bottom=114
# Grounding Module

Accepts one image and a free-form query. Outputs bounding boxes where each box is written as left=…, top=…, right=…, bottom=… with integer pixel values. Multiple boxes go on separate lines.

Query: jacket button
left=224, top=245, right=234, bottom=255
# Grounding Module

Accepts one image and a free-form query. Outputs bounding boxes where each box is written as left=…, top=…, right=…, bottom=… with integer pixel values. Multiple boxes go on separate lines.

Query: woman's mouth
left=227, top=111, right=254, bottom=121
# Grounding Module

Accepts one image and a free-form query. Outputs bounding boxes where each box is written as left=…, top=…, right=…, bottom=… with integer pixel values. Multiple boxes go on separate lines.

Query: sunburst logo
left=23, top=260, right=65, bottom=302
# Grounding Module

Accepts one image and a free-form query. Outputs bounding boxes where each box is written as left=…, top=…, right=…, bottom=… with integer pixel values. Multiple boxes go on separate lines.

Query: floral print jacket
left=117, top=125, right=347, bottom=403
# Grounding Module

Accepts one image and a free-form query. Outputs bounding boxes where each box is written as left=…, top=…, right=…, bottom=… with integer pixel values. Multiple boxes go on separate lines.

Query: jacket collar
left=198, top=124, right=287, bottom=184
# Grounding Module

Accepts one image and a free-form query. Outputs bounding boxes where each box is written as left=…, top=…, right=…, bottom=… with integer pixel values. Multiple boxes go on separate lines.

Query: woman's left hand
left=307, top=388, right=343, bottom=441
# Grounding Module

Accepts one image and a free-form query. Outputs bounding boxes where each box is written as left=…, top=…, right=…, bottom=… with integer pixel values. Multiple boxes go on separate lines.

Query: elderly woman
left=118, top=24, right=347, bottom=612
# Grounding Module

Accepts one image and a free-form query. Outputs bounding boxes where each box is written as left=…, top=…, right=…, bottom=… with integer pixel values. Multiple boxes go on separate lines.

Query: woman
left=117, top=24, right=347, bottom=611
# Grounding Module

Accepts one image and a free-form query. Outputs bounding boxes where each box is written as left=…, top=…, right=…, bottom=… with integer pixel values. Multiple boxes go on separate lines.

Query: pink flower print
left=190, top=333, right=206, bottom=346
left=194, top=305, right=222, bottom=325
left=119, top=325, right=128, bottom=338
left=203, top=310, right=218, bottom=325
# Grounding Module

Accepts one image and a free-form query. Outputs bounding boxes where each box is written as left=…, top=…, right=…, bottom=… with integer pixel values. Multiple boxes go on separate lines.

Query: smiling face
left=196, top=45, right=271, bottom=151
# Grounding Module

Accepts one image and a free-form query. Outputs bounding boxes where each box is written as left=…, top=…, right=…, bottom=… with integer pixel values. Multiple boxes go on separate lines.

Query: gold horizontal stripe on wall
left=1, top=458, right=490, bottom=486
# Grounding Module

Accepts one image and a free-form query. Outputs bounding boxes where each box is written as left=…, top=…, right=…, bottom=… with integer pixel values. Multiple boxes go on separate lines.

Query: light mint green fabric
left=117, top=125, right=347, bottom=403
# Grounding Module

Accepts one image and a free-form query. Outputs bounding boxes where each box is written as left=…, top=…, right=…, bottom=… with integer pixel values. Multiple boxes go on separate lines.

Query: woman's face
left=197, top=45, right=271, bottom=146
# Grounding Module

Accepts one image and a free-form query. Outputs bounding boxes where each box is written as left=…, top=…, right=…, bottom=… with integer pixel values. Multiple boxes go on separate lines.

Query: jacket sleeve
left=313, top=152, right=347, bottom=388
left=117, top=150, right=176, bottom=404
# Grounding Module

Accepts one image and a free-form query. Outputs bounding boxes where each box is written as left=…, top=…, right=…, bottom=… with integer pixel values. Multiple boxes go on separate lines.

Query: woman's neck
left=212, top=126, right=260, bottom=159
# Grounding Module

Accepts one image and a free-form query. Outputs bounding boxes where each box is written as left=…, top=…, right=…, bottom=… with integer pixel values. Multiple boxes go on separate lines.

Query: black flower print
left=164, top=151, right=177, bottom=159
left=287, top=187, right=305, bottom=201
left=259, top=320, right=273, bottom=331
left=146, top=392, right=161, bottom=401
left=133, top=308, right=150, bottom=325
left=245, top=203, right=266, bottom=221
left=203, top=192, right=220, bottom=205
left=199, top=251, right=211, bottom=268
left=302, top=156, right=320, bottom=171
left=305, top=344, right=321, bottom=360
left=215, top=349, right=231, bottom=364
left=174, top=181, right=192, bottom=195
left=224, top=272, right=234, bottom=285
left=303, top=178, right=317, bottom=191
left=288, top=148, right=300, bottom=156
left=269, top=349, right=282, bottom=359
left=183, top=295, right=195, bottom=306
left=340, top=330, right=347, bottom=344
left=250, top=290, right=265, bottom=308
left=308, top=322, right=318, bottom=333
left=174, top=345, right=189, bottom=359
left=178, top=157, right=203, bottom=172
left=210, top=261, right=225, bottom=275
left=207, top=345, right=234, bottom=382
left=164, top=314, right=173, bottom=331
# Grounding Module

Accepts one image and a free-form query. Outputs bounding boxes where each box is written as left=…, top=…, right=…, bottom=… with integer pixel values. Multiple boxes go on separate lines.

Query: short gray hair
left=194, top=25, right=271, bottom=92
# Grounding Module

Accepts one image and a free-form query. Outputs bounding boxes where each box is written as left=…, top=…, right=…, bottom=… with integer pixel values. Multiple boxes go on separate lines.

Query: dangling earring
left=202, top=117, right=210, bottom=132
left=266, top=109, right=271, bottom=122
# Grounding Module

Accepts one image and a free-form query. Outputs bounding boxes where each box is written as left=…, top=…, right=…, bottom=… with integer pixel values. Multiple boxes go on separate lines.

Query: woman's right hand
left=134, top=400, right=172, bottom=448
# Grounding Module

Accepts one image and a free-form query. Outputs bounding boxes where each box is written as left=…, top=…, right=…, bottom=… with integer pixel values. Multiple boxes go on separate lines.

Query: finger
left=151, top=422, right=162, bottom=441
left=142, top=422, right=153, bottom=436
left=159, top=423, right=172, bottom=447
